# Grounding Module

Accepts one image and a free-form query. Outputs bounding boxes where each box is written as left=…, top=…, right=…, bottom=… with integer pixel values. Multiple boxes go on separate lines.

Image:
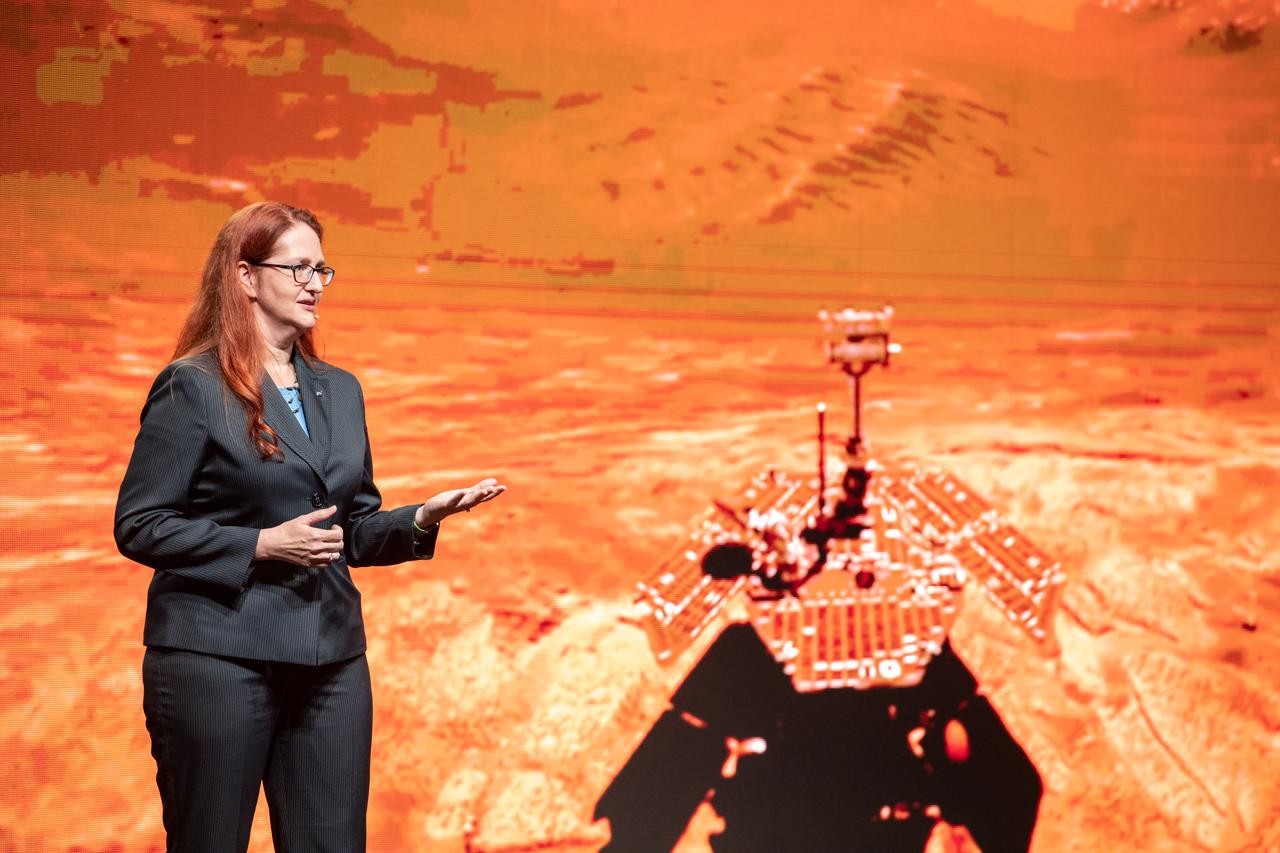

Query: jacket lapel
left=295, top=354, right=332, bottom=469
left=261, top=368, right=327, bottom=482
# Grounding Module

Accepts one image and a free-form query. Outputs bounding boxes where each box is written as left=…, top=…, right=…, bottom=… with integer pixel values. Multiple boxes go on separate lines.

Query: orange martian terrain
left=2, top=0, right=1278, bottom=851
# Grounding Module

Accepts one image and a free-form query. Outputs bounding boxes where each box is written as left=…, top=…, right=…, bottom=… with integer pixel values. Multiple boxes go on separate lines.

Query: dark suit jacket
left=114, top=350, right=438, bottom=665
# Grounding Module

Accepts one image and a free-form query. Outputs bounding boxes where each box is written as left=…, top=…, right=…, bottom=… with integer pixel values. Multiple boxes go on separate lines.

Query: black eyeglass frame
left=250, top=262, right=336, bottom=286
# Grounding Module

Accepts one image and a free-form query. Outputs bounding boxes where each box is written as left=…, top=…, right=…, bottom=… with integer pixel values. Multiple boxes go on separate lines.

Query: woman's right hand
left=255, top=506, right=345, bottom=568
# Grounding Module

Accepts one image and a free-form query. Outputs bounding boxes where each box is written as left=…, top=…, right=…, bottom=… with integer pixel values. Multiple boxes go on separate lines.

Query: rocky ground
left=2, top=295, right=1276, bottom=852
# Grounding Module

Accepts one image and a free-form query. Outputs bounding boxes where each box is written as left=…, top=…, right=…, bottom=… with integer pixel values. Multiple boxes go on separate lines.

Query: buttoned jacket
left=115, top=349, right=436, bottom=665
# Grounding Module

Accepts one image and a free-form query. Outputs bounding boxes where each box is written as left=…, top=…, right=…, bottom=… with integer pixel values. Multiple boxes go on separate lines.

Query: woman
left=114, top=201, right=505, bottom=852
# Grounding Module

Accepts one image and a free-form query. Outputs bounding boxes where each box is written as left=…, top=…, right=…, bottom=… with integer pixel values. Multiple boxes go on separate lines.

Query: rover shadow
left=595, top=624, right=1042, bottom=852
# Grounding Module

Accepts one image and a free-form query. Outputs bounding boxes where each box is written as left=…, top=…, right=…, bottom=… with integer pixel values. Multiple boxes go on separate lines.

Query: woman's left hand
left=416, top=477, right=507, bottom=527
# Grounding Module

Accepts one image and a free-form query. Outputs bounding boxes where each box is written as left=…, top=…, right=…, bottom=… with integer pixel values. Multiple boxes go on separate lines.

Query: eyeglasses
left=250, top=262, right=336, bottom=287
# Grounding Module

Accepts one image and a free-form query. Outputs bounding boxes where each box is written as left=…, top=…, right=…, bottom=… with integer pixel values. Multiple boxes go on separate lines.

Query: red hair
left=173, top=202, right=324, bottom=459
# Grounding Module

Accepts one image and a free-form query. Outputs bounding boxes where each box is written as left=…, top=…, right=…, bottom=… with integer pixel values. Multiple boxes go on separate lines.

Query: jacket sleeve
left=345, top=381, right=438, bottom=567
left=113, top=363, right=260, bottom=589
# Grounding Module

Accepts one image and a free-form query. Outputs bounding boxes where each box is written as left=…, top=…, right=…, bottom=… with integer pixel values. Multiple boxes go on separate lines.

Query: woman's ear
left=236, top=260, right=257, bottom=299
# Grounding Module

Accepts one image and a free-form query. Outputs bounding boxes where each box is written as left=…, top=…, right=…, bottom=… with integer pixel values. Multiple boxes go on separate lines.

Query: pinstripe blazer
left=114, top=349, right=438, bottom=665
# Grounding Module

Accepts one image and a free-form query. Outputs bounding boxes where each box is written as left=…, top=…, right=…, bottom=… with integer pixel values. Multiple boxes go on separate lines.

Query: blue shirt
left=278, top=386, right=309, bottom=437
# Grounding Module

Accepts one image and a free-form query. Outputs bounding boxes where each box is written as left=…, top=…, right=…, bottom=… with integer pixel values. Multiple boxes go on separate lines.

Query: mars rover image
left=599, top=308, right=1061, bottom=852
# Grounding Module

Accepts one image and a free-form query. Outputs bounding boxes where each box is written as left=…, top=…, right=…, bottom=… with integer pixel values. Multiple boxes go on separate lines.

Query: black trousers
left=142, top=647, right=373, bottom=853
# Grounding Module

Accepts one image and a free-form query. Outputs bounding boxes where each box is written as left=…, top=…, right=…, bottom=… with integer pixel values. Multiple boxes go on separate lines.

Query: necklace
left=280, top=385, right=302, bottom=415
left=266, top=355, right=297, bottom=389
